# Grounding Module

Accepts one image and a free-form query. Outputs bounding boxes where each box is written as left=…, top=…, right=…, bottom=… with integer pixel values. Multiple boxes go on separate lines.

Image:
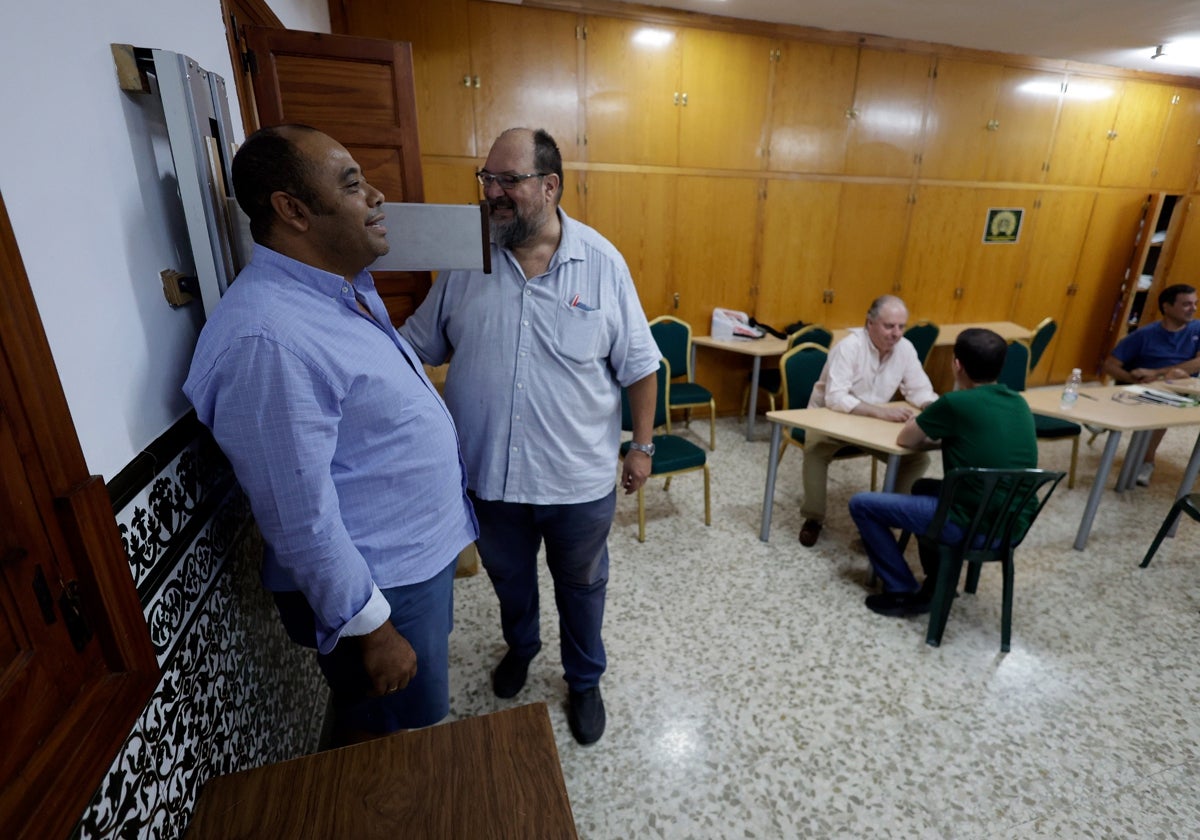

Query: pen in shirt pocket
left=570, top=292, right=596, bottom=311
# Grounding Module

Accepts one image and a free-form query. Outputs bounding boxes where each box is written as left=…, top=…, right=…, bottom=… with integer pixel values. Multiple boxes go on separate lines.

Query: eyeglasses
left=475, top=170, right=547, bottom=190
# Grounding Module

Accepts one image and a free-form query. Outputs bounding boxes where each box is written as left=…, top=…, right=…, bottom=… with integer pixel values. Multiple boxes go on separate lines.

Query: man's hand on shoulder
left=357, top=620, right=418, bottom=696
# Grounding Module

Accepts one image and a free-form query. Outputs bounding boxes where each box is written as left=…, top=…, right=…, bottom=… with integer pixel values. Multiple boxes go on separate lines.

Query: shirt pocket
left=555, top=302, right=602, bottom=363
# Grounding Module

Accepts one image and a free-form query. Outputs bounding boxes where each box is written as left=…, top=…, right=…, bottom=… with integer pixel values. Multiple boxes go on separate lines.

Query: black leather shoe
left=865, top=591, right=932, bottom=618
left=567, top=686, right=606, bottom=745
left=492, top=646, right=539, bottom=699
left=799, top=519, right=822, bottom=547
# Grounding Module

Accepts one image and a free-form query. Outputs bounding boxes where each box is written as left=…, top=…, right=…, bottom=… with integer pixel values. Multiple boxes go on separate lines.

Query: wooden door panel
left=955, top=189, right=1035, bottom=322
left=921, top=58, right=1000, bottom=181
left=468, top=2, right=581, bottom=160
left=422, top=161, right=481, bottom=206
left=767, top=42, right=857, bottom=174
left=757, top=180, right=840, bottom=325
left=1166, top=197, right=1200, bottom=287
left=830, top=184, right=912, bottom=326
left=678, top=28, right=772, bottom=171
left=585, top=171, right=676, bottom=316
left=845, top=49, right=931, bottom=178
left=985, top=67, right=1062, bottom=184
left=900, top=186, right=979, bottom=324
left=1154, top=88, right=1200, bottom=192
left=584, top=16, right=680, bottom=166
left=1100, top=80, right=1174, bottom=188
left=1046, top=75, right=1122, bottom=186
left=245, top=25, right=430, bottom=325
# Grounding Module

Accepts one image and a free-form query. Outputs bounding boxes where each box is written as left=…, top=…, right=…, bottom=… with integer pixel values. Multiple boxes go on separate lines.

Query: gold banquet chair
left=620, top=359, right=711, bottom=542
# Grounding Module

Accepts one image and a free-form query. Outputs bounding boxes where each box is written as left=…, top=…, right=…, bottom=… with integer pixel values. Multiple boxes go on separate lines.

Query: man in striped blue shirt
left=184, top=125, right=477, bottom=744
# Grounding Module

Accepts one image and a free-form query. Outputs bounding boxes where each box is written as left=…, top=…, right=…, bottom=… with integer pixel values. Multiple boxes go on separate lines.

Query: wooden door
left=1167, top=197, right=1200, bottom=286
left=900, top=186, right=981, bottom=323
left=0, top=193, right=158, bottom=839
left=984, top=67, right=1062, bottom=184
left=829, top=183, right=913, bottom=326
left=920, top=58, right=1000, bottom=181
left=756, top=179, right=841, bottom=325
left=584, top=171, right=676, bottom=316
left=584, top=16, right=680, bottom=166
left=244, top=25, right=430, bottom=324
left=1100, top=80, right=1175, bottom=188
left=677, top=28, right=773, bottom=171
left=1153, top=88, right=1200, bottom=192
left=767, top=42, right=858, bottom=174
left=333, top=0, right=477, bottom=158
left=954, top=188, right=1035, bottom=322
left=468, top=2, right=581, bottom=160
left=1045, top=75, right=1123, bottom=186
left=844, top=49, right=931, bottom=178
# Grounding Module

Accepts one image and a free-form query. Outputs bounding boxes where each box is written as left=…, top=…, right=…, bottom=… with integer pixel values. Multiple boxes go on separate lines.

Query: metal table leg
left=1075, top=430, right=1123, bottom=550
left=746, top=357, right=763, bottom=441
left=882, top=454, right=901, bottom=493
left=760, top=421, right=783, bottom=542
left=1167, top=428, right=1200, bottom=538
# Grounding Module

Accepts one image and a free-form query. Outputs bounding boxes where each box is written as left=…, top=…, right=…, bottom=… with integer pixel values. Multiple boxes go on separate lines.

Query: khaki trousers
left=800, top=432, right=930, bottom=522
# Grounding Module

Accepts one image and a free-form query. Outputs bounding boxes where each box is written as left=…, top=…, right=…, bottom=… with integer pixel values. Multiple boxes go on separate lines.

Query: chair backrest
left=779, top=342, right=829, bottom=411
left=923, top=467, right=1065, bottom=557
left=997, top=340, right=1031, bottom=392
left=1028, top=317, right=1057, bottom=373
left=622, top=358, right=669, bottom=432
left=648, top=316, right=692, bottom=381
left=789, top=324, right=832, bottom=350
left=904, top=321, right=939, bottom=366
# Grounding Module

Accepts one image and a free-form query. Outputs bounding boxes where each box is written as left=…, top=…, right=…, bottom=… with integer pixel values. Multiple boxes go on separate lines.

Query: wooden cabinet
left=766, top=42, right=858, bottom=173
left=827, top=183, right=914, bottom=325
left=1166, top=197, right=1200, bottom=285
left=757, top=180, right=841, bottom=324
left=1153, top=88, right=1200, bottom=191
left=1045, top=74, right=1123, bottom=186
left=920, top=59, right=1060, bottom=183
left=844, top=48, right=932, bottom=178
left=1099, top=81, right=1176, bottom=188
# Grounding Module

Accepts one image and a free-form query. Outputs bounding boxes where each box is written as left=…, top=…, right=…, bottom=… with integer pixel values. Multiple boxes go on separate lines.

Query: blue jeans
left=470, top=490, right=616, bottom=692
left=848, top=491, right=964, bottom=593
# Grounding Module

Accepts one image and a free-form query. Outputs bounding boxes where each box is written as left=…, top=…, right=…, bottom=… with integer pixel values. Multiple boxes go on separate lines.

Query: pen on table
left=1077, top=392, right=1097, bottom=400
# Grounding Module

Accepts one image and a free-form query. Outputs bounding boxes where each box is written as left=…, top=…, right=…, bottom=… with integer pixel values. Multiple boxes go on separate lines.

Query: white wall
left=0, top=0, right=329, bottom=481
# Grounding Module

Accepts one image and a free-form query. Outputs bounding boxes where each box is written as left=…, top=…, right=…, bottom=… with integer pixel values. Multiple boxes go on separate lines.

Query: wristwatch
left=627, top=441, right=655, bottom=457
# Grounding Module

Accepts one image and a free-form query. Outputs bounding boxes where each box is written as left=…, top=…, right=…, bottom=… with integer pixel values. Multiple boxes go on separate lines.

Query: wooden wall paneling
left=583, top=16, right=681, bottom=166
left=584, top=170, right=677, bottom=317
left=844, top=48, right=932, bottom=178
left=767, top=41, right=858, bottom=174
left=1165, top=197, right=1200, bottom=286
left=953, top=188, right=1037, bottom=322
left=677, top=27, right=773, bottom=171
left=421, top=160, right=480, bottom=205
left=558, top=168, right=584, bottom=221
left=1045, top=74, right=1123, bottom=186
left=1153, top=88, right=1200, bottom=192
left=335, top=0, right=477, bottom=158
left=1100, top=80, right=1176, bottom=188
left=756, top=179, right=841, bottom=325
left=899, top=186, right=979, bottom=323
left=1046, top=189, right=1148, bottom=380
left=919, top=58, right=1001, bottom=181
left=828, top=183, right=914, bottom=326
left=983, top=66, right=1063, bottom=184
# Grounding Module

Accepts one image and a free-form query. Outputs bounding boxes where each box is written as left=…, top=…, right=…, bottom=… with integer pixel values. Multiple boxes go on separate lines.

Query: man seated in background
left=1103, top=283, right=1200, bottom=486
left=848, top=328, right=1038, bottom=617
left=799, top=295, right=937, bottom=547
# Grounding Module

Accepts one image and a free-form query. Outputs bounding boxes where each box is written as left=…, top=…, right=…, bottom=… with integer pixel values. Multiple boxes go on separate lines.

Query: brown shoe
left=799, top=519, right=822, bottom=547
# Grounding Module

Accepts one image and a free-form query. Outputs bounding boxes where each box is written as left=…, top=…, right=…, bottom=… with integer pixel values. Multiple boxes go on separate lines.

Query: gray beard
left=491, top=212, right=540, bottom=250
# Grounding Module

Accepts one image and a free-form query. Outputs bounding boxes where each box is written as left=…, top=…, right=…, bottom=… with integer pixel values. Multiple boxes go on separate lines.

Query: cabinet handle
left=462, top=75, right=471, bottom=88
left=1107, top=129, right=1118, bottom=140
left=674, top=91, right=680, bottom=106
left=954, top=287, right=964, bottom=299
left=986, top=119, right=1000, bottom=131
left=673, top=292, right=680, bottom=310
left=681, top=92, right=688, bottom=106
left=845, top=107, right=859, bottom=120
left=472, top=75, right=480, bottom=89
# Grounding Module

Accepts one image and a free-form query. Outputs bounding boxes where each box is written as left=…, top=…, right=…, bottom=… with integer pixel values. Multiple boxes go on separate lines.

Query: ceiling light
left=632, top=28, right=673, bottom=48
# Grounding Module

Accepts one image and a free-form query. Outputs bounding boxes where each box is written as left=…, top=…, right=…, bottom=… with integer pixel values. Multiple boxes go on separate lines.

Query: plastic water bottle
left=1060, top=368, right=1082, bottom=409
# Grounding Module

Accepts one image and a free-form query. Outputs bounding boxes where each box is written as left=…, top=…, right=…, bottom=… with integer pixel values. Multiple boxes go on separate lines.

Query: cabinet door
left=1045, top=75, right=1122, bottom=186
left=767, top=42, right=858, bottom=174
left=984, top=67, right=1063, bottom=183
left=1100, top=80, right=1175, bottom=188
left=1166, top=197, right=1200, bottom=287
left=757, top=180, right=841, bottom=325
left=672, top=176, right=760, bottom=326
left=1153, top=89, right=1200, bottom=192
left=900, top=186, right=981, bottom=323
left=338, top=0, right=477, bottom=158
left=584, top=16, right=680, bottom=166
left=845, top=49, right=931, bottom=178
left=955, top=188, right=1035, bottom=322
left=584, top=171, right=677, bottom=316
left=829, top=183, right=913, bottom=326
left=920, top=58, right=1001, bottom=181
left=422, top=161, right=480, bottom=205
left=468, top=2, right=581, bottom=160
left=677, top=28, right=773, bottom=170
left=1048, top=190, right=1148, bottom=380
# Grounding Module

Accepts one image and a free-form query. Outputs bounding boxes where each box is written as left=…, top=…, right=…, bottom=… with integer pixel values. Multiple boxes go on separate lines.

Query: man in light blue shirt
left=401, top=128, right=659, bottom=745
left=184, top=125, right=476, bottom=744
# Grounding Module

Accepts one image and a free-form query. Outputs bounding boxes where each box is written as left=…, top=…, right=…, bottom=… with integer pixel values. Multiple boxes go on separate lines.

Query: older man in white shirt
left=799, top=295, right=938, bottom=547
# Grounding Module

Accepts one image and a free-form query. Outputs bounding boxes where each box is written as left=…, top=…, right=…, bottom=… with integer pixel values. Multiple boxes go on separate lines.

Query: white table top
left=765, top=405, right=918, bottom=455
left=692, top=334, right=788, bottom=356
left=1023, top=385, right=1200, bottom=431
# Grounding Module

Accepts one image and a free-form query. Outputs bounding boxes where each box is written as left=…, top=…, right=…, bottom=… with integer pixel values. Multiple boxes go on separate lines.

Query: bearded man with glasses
left=400, top=127, right=659, bottom=745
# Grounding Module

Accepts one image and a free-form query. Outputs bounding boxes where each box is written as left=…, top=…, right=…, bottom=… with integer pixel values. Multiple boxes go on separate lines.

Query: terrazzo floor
left=442, top=388, right=1200, bottom=839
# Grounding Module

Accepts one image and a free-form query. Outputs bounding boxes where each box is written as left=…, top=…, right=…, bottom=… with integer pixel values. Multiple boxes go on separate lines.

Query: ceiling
left=605, top=0, right=1200, bottom=78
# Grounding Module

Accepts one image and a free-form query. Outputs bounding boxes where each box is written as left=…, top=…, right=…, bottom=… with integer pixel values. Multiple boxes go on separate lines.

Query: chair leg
left=1140, top=498, right=1188, bottom=567
left=926, top=553, right=963, bottom=647
left=1068, top=436, right=1079, bottom=490
left=964, top=561, right=981, bottom=594
left=708, top=399, right=716, bottom=450
left=870, top=459, right=878, bottom=492
left=740, top=384, right=750, bottom=420
left=702, top=464, right=711, bottom=526
left=664, top=476, right=673, bottom=491
left=637, top=486, right=646, bottom=543
left=1000, top=555, right=1014, bottom=652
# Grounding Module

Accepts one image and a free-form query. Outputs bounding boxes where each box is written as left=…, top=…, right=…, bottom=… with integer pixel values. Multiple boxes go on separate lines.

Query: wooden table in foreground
left=691, top=334, right=788, bottom=440
left=760, top=405, right=921, bottom=541
left=1023, top=385, right=1200, bottom=550
left=185, top=703, right=577, bottom=840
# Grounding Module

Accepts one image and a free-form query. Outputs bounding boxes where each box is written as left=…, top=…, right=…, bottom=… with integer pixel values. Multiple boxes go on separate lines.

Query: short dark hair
left=532, top=129, right=564, bottom=202
left=954, top=328, right=1008, bottom=383
left=231, top=124, right=326, bottom=243
left=1159, top=284, right=1196, bottom=312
